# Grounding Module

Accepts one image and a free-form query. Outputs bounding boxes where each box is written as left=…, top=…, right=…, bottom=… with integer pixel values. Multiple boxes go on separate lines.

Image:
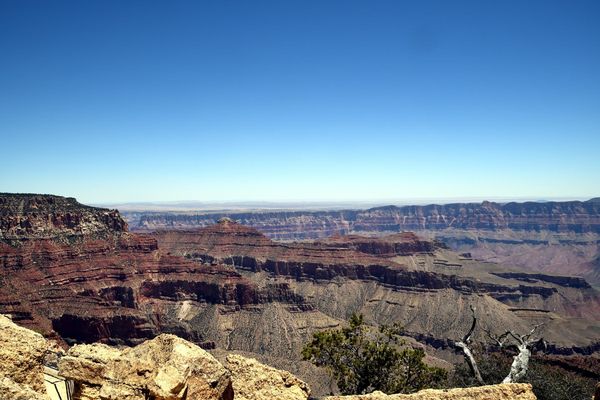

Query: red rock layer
left=317, top=232, right=442, bottom=256
left=0, top=196, right=309, bottom=345
left=152, top=220, right=596, bottom=308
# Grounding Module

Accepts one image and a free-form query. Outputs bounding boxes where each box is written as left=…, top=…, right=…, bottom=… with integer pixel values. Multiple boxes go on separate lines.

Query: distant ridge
left=126, top=199, right=600, bottom=238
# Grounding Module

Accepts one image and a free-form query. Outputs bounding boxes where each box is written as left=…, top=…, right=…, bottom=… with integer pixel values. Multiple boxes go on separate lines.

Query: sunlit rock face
left=59, top=334, right=234, bottom=400
left=0, top=314, right=49, bottom=400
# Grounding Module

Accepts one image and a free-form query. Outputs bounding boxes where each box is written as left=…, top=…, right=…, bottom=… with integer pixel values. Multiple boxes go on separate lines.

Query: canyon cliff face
left=125, top=199, right=600, bottom=286
left=0, top=194, right=320, bottom=348
left=127, top=200, right=600, bottom=237
left=152, top=222, right=600, bottom=354
left=2, top=194, right=600, bottom=397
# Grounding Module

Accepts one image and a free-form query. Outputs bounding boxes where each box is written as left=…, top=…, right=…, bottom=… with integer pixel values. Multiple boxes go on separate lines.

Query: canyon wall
left=2, top=194, right=600, bottom=396
left=127, top=200, right=600, bottom=237
left=125, top=199, right=600, bottom=286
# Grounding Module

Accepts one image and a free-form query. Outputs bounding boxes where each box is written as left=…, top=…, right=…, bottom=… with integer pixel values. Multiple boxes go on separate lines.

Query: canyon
left=124, top=199, right=600, bottom=286
left=1, top=193, right=600, bottom=397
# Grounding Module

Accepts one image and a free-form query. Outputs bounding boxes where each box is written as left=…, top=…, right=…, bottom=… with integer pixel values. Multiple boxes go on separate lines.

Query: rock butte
left=1, top=193, right=600, bottom=396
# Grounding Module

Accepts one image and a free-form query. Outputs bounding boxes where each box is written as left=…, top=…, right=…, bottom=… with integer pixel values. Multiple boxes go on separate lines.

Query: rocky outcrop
left=0, top=193, right=127, bottom=241
left=0, top=315, right=538, bottom=400
left=59, top=334, right=233, bottom=400
left=323, top=384, right=536, bottom=399
left=0, top=314, right=307, bottom=400
left=0, top=315, right=49, bottom=399
left=128, top=200, right=600, bottom=238
left=225, top=354, right=310, bottom=400
left=0, top=315, right=48, bottom=398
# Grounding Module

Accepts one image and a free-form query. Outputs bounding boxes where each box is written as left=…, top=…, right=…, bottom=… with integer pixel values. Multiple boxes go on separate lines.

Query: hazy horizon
left=92, top=195, right=597, bottom=213
left=2, top=1, right=599, bottom=203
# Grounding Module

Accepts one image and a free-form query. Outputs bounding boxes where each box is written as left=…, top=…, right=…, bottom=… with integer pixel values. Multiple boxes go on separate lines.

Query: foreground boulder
left=324, top=384, right=536, bottom=399
left=59, top=334, right=233, bottom=400
left=0, top=315, right=49, bottom=400
left=225, top=354, right=310, bottom=400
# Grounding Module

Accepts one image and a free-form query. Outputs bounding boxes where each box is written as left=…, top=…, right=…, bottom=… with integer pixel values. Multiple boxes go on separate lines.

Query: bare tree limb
left=454, top=305, right=484, bottom=385
left=483, top=328, right=512, bottom=349
left=500, top=323, right=546, bottom=383
left=462, top=305, right=477, bottom=343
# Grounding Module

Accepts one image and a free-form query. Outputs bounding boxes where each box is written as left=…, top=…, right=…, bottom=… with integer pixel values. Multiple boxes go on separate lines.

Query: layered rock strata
left=128, top=199, right=600, bottom=237
left=128, top=200, right=600, bottom=286
left=0, top=194, right=315, bottom=346
left=1, top=194, right=599, bottom=397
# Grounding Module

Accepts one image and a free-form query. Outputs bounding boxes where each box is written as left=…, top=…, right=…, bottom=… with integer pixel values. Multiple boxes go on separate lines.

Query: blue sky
left=1, top=1, right=599, bottom=203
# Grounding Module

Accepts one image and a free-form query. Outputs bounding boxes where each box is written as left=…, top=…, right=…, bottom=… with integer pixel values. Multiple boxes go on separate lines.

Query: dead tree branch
left=454, top=305, right=484, bottom=385
left=484, top=323, right=545, bottom=383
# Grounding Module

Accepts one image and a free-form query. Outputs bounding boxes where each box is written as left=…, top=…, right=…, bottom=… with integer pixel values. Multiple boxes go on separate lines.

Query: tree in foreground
left=301, top=314, right=447, bottom=395
left=450, top=351, right=597, bottom=400
left=450, top=306, right=597, bottom=400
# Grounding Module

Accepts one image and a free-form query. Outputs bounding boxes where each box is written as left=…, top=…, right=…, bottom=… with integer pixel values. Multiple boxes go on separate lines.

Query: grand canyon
left=3, top=2, right=599, bottom=398
left=1, top=193, right=599, bottom=399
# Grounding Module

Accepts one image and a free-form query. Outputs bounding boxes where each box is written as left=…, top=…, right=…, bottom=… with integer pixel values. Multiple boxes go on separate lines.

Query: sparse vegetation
left=301, top=313, right=447, bottom=395
left=450, top=351, right=597, bottom=400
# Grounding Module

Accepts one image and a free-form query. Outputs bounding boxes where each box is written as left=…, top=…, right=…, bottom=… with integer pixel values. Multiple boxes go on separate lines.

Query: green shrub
left=302, top=314, right=447, bottom=395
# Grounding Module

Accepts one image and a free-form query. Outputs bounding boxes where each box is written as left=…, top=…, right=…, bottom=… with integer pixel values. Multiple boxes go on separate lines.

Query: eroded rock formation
left=59, top=334, right=233, bottom=400
left=0, top=194, right=317, bottom=347
left=225, top=354, right=310, bottom=400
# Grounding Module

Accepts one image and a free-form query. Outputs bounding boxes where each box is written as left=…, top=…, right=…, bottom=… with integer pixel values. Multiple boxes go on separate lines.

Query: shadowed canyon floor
left=1, top=194, right=600, bottom=397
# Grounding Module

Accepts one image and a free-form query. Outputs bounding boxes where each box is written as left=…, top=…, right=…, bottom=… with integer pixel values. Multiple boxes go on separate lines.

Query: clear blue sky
left=1, top=1, right=599, bottom=203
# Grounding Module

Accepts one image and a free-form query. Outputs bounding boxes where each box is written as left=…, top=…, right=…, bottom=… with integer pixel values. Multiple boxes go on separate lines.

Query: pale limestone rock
left=0, top=377, right=48, bottom=400
left=0, top=315, right=49, bottom=399
left=59, top=343, right=122, bottom=386
left=59, top=333, right=233, bottom=400
left=323, top=383, right=536, bottom=400
left=225, top=354, right=310, bottom=400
